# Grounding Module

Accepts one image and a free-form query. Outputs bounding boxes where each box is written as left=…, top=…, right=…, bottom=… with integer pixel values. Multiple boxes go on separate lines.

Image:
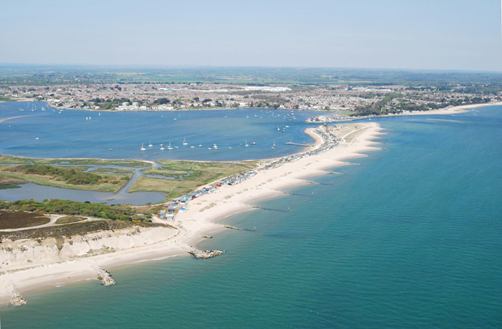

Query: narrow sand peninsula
left=176, top=122, right=384, bottom=240
left=308, top=101, right=502, bottom=123
left=393, top=101, right=502, bottom=116
left=0, top=122, right=383, bottom=306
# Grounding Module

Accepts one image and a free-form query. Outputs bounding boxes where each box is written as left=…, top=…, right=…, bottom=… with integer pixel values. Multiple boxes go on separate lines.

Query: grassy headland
left=0, top=199, right=140, bottom=221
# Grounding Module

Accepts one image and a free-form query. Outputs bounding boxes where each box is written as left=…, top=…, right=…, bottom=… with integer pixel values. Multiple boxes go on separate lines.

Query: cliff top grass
left=0, top=199, right=139, bottom=222
left=0, top=219, right=136, bottom=241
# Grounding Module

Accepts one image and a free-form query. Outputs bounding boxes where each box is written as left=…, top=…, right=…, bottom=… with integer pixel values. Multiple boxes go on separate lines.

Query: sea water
left=2, top=106, right=502, bottom=328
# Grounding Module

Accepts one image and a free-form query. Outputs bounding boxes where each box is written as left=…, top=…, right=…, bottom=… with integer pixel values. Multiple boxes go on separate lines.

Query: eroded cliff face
left=0, top=226, right=176, bottom=272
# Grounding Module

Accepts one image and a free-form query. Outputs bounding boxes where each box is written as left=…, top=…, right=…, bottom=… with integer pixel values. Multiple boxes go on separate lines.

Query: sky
left=0, top=0, right=501, bottom=71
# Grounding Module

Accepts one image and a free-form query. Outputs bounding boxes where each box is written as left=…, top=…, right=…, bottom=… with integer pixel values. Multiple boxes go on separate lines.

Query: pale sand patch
left=309, top=101, right=502, bottom=124
left=394, top=101, right=502, bottom=116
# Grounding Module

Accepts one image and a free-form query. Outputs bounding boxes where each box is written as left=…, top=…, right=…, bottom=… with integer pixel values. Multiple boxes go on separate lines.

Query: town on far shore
left=1, top=67, right=501, bottom=116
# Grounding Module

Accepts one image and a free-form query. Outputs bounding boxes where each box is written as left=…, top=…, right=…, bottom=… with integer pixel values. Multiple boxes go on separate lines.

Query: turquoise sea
left=2, top=105, right=502, bottom=328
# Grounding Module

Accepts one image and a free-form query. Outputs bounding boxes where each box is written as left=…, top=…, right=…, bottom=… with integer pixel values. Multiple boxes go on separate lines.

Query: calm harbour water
left=0, top=102, right=316, bottom=204
left=2, top=105, right=502, bottom=328
left=0, top=102, right=315, bottom=160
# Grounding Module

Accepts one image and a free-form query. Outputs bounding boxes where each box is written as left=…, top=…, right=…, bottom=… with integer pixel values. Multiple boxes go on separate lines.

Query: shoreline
left=0, top=122, right=384, bottom=307
left=384, top=101, right=502, bottom=116
left=3, top=99, right=501, bottom=116
left=306, top=101, right=502, bottom=123
left=2, top=100, right=304, bottom=113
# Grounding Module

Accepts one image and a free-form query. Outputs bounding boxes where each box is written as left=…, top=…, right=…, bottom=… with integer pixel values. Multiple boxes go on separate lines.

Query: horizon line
left=1, top=63, right=502, bottom=75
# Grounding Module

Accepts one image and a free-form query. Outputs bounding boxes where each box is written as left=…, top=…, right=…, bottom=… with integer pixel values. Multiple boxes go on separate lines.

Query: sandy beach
left=307, top=101, right=502, bottom=124
left=2, top=98, right=498, bottom=306
left=0, top=122, right=383, bottom=306
left=392, top=101, right=502, bottom=116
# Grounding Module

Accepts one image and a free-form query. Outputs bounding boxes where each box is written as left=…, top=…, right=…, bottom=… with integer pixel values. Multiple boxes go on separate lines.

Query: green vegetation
left=2, top=66, right=502, bottom=90
left=0, top=176, right=23, bottom=189
left=0, top=220, right=141, bottom=241
left=10, top=164, right=104, bottom=185
left=130, top=160, right=256, bottom=199
left=0, top=156, right=34, bottom=165
left=55, top=215, right=86, bottom=225
left=0, top=96, right=14, bottom=101
left=0, top=156, right=147, bottom=168
left=0, top=199, right=141, bottom=221
left=0, top=157, right=135, bottom=192
left=45, top=159, right=147, bottom=168
left=353, top=94, right=492, bottom=116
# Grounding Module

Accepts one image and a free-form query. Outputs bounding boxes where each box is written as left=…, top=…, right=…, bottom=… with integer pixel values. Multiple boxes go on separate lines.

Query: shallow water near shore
left=3, top=106, right=502, bottom=328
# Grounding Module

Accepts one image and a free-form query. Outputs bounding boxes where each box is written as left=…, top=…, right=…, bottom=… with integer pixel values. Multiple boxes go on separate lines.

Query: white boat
left=182, top=138, right=188, bottom=146
left=148, top=143, right=153, bottom=148
left=160, top=144, right=165, bottom=151
left=213, top=144, right=219, bottom=150
left=140, top=144, right=146, bottom=151
left=167, top=142, right=173, bottom=150
left=244, top=140, right=249, bottom=148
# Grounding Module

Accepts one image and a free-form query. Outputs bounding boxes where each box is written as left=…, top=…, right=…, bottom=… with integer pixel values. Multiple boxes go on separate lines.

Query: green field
left=55, top=215, right=87, bottom=225
left=0, top=156, right=148, bottom=167
left=0, top=199, right=139, bottom=221
left=130, top=160, right=257, bottom=199
left=0, top=156, right=258, bottom=202
left=0, top=156, right=135, bottom=192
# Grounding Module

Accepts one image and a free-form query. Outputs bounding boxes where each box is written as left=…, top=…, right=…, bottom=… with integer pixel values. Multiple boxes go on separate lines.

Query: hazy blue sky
left=1, top=0, right=501, bottom=70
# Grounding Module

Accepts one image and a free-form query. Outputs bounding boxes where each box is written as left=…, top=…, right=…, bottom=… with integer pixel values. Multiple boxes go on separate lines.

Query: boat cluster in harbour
left=139, top=138, right=271, bottom=152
